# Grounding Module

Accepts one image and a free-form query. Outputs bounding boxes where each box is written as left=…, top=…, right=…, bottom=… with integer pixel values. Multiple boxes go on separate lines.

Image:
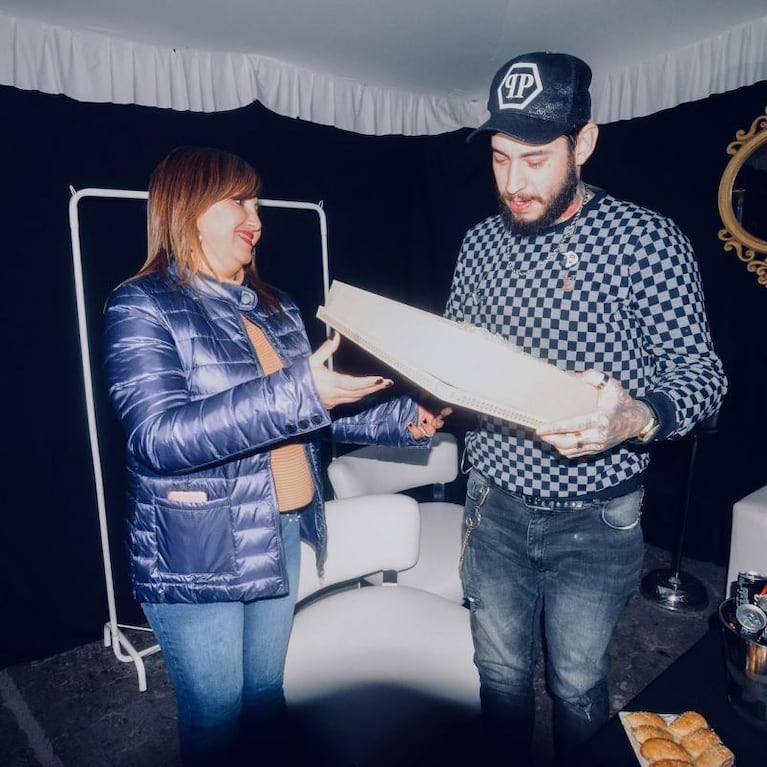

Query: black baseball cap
left=467, top=51, right=592, bottom=144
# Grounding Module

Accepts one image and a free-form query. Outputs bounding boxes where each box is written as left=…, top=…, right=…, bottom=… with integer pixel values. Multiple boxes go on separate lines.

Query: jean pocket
left=155, top=496, right=236, bottom=574
left=600, top=489, right=643, bottom=531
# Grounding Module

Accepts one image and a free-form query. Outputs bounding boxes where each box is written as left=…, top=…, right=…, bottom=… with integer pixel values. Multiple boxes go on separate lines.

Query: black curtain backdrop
left=2, top=80, right=766, bottom=668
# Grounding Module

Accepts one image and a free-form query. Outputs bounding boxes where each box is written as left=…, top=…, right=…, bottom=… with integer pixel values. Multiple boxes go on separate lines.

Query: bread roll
left=667, top=710, right=709, bottom=739
left=646, top=761, right=693, bottom=767
left=680, top=727, right=720, bottom=758
left=695, top=743, right=735, bottom=767
left=632, top=724, right=675, bottom=744
left=625, top=710, right=669, bottom=730
left=639, top=737, right=691, bottom=762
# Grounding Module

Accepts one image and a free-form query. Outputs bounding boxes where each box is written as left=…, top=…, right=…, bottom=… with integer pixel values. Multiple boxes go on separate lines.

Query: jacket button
left=298, top=419, right=309, bottom=430
left=285, top=424, right=297, bottom=434
left=311, top=414, right=323, bottom=425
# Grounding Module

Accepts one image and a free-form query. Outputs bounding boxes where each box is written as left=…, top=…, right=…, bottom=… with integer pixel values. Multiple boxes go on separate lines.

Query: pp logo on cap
left=496, top=62, right=542, bottom=111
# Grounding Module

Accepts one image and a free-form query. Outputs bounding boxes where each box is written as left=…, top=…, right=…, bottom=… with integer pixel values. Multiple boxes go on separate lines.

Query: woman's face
left=196, top=196, right=261, bottom=283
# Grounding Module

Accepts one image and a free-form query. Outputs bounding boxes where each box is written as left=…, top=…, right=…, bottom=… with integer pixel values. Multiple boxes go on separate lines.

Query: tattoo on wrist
left=616, top=394, right=651, bottom=442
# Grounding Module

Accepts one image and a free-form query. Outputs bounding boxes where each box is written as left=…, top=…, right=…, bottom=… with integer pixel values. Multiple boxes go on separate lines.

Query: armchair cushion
left=297, top=494, right=420, bottom=603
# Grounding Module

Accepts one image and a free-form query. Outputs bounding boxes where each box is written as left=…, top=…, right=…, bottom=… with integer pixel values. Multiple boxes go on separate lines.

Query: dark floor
left=0, top=544, right=729, bottom=767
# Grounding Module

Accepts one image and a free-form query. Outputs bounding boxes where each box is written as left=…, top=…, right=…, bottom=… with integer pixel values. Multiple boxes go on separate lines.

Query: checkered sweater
left=445, top=189, right=727, bottom=499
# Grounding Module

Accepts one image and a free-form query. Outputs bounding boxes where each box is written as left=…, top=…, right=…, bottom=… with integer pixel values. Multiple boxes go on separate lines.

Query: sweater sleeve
left=628, top=215, right=727, bottom=440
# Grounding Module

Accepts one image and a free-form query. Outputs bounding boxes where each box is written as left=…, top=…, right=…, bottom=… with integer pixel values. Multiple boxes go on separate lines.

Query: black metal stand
left=640, top=412, right=720, bottom=612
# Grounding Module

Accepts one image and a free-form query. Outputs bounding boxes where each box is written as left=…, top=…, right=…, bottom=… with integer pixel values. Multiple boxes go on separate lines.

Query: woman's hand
left=407, top=405, right=453, bottom=440
left=535, top=369, right=652, bottom=458
left=310, top=332, right=394, bottom=410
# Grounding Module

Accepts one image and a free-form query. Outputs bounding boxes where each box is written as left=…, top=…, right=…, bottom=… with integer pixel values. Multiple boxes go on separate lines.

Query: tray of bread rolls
left=620, top=710, right=735, bottom=766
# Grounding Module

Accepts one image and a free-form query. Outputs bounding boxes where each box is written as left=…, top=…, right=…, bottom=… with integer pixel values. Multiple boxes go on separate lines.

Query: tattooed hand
left=535, top=369, right=654, bottom=459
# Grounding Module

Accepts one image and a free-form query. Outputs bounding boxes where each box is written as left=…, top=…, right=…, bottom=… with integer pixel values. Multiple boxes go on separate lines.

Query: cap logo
left=496, top=62, right=542, bottom=111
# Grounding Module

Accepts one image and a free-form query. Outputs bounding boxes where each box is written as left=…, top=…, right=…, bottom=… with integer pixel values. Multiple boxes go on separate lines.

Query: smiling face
left=144, top=148, right=263, bottom=284
left=491, top=123, right=598, bottom=234
left=196, top=197, right=261, bottom=283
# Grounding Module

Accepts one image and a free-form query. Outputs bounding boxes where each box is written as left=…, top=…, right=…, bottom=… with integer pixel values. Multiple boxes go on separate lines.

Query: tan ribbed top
left=243, top=317, right=314, bottom=512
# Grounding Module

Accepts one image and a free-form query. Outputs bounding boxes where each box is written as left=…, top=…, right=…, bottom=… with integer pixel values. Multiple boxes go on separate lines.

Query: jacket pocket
left=155, top=496, right=236, bottom=574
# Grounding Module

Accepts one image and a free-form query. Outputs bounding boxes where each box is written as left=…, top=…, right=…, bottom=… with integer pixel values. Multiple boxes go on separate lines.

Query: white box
left=317, top=281, right=598, bottom=429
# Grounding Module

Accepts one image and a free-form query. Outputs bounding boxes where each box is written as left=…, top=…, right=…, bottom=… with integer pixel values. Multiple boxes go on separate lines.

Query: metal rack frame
left=68, top=188, right=329, bottom=690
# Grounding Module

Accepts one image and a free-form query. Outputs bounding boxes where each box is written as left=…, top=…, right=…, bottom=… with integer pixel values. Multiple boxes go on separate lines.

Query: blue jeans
left=142, top=513, right=301, bottom=767
left=460, top=471, right=644, bottom=762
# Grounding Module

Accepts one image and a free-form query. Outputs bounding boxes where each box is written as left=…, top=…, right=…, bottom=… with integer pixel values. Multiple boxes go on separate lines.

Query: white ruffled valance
left=0, top=12, right=483, bottom=135
left=591, top=14, right=767, bottom=125
left=0, top=11, right=765, bottom=136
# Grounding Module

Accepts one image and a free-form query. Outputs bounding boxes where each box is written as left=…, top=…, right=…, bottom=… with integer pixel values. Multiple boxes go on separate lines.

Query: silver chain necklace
left=470, top=185, right=592, bottom=306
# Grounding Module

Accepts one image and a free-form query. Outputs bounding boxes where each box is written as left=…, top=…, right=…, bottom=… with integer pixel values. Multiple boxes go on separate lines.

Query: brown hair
left=563, top=123, right=587, bottom=148
left=137, top=146, right=280, bottom=311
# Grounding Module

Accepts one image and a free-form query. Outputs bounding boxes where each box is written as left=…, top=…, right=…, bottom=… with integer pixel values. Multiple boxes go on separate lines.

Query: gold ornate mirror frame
left=718, top=107, right=767, bottom=287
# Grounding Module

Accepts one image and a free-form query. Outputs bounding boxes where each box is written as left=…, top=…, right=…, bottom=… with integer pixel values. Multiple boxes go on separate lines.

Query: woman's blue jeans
left=142, top=513, right=301, bottom=766
left=461, top=471, right=644, bottom=761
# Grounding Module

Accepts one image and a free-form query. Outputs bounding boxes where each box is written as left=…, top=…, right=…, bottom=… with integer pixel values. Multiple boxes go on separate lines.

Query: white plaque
left=317, top=281, right=598, bottom=428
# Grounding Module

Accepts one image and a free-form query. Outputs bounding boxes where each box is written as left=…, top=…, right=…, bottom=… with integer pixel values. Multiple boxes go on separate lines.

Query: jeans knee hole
left=466, top=595, right=482, bottom=612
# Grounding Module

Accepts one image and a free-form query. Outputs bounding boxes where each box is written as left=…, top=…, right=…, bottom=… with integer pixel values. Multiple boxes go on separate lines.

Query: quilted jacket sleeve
left=102, top=282, right=331, bottom=475
left=331, top=394, right=424, bottom=448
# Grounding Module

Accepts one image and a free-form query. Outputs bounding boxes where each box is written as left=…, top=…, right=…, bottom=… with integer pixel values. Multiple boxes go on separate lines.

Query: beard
left=497, top=161, right=580, bottom=236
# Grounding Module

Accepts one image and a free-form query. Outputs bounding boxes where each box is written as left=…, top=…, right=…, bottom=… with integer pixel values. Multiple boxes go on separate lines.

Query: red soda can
left=736, top=570, right=767, bottom=609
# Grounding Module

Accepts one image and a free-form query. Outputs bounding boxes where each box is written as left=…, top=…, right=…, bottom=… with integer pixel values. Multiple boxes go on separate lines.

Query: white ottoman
left=726, top=484, right=767, bottom=593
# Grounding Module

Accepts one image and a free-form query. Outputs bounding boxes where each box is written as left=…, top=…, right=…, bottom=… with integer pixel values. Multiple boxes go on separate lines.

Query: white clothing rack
left=68, top=188, right=330, bottom=691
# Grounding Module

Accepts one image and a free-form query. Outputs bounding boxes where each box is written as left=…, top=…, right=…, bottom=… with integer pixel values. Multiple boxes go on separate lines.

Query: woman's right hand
left=309, top=332, right=393, bottom=410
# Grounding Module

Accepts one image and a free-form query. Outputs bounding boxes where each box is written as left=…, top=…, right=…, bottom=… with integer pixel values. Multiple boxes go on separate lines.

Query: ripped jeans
left=460, top=470, right=644, bottom=761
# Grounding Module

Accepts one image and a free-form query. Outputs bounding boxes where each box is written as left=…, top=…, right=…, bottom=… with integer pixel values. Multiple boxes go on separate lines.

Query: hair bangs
left=200, top=152, right=261, bottom=208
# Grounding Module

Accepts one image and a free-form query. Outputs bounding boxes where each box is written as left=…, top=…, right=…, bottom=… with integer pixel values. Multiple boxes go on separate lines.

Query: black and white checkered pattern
left=445, top=190, right=727, bottom=498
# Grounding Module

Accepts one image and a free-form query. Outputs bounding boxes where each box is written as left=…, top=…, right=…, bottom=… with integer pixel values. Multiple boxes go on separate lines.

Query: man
left=447, top=51, right=727, bottom=763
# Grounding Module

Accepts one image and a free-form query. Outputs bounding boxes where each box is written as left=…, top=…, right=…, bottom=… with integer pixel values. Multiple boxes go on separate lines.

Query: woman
left=102, top=147, right=448, bottom=765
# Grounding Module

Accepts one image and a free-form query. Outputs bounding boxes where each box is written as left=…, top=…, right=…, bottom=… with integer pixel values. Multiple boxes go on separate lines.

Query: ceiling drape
left=1, top=11, right=765, bottom=135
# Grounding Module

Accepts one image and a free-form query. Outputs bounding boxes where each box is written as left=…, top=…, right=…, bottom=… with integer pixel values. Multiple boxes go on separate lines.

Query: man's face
left=492, top=131, right=579, bottom=235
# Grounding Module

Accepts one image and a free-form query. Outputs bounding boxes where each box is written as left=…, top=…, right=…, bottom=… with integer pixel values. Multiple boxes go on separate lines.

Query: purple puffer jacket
left=103, top=271, right=421, bottom=604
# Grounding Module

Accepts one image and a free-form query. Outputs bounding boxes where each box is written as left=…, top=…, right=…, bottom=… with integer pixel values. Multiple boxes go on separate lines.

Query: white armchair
left=326, top=432, right=465, bottom=602
left=284, top=493, right=479, bottom=766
